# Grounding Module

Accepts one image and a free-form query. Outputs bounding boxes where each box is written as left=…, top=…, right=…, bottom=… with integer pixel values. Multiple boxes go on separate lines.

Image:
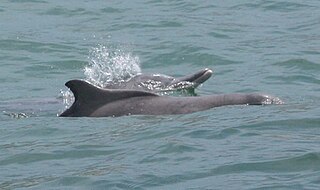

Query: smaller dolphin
left=60, top=80, right=280, bottom=117
left=104, top=68, right=213, bottom=92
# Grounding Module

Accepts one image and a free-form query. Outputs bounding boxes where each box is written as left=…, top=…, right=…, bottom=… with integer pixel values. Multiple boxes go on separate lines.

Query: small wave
left=136, top=152, right=320, bottom=188
left=262, top=2, right=314, bottom=12
left=273, top=59, right=320, bottom=71
left=211, top=152, right=320, bottom=174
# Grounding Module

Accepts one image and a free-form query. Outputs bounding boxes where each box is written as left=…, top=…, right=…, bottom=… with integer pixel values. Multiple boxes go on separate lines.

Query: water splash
left=60, top=44, right=141, bottom=108
left=262, top=95, right=284, bottom=105
left=138, top=79, right=195, bottom=92
left=59, top=89, right=74, bottom=109
left=84, top=44, right=141, bottom=87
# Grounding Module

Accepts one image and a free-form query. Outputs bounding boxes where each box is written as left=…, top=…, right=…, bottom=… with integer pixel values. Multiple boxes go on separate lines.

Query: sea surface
left=1, top=0, right=320, bottom=189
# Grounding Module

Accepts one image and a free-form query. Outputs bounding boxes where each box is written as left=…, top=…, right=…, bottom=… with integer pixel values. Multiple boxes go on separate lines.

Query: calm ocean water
left=1, top=0, right=320, bottom=189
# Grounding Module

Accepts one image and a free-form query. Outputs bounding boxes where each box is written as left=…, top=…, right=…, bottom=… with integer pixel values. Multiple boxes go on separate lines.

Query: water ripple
left=137, top=153, right=320, bottom=189
left=273, top=59, right=320, bottom=71
left=0, top=149, right=121, bottom=166
left=212, top=152, right=320, bottom=174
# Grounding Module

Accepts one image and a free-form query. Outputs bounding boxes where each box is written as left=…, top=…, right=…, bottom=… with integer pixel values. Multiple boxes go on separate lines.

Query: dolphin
left=103, top=68, right=213, bottom=92
left=59, top=80, right=280, bottom=117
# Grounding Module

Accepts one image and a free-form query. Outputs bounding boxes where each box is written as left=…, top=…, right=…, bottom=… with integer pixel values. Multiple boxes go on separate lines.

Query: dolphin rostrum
left=60, top=80, right=280, bottom=117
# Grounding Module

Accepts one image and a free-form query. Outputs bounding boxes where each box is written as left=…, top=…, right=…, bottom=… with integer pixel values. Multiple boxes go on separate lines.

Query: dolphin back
left=60, top=80, right=158, bottom=117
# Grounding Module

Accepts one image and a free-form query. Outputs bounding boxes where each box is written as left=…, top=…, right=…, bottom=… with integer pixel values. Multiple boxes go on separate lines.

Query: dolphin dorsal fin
left=65, top=79, right=159, bottom=104
left=60, top=80, right=158, bottom=117
left=60, top=80, right=159, bottom=117
left=65, top=79, right=99, bottom=103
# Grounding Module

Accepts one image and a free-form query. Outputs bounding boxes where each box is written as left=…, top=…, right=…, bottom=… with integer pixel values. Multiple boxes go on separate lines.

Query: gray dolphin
left=60, top=80, right=280, bottom=117
left=104, top=68, right=213, bottom=92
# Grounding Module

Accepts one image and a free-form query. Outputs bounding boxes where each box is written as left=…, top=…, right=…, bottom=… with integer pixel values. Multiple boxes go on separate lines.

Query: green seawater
left=0, top=0, right=320, bottom=189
